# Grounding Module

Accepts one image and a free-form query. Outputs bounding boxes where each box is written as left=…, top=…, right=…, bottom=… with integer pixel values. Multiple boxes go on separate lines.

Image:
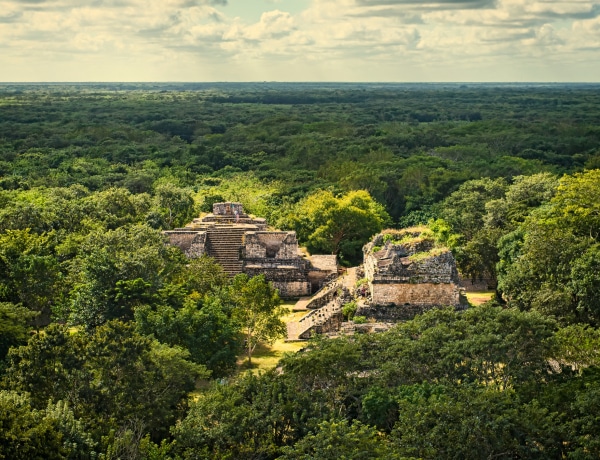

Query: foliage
left=2, top=321, right=206, bottom=449
left=67, top=224, right=186, bottom=328
left=497, top=169, right=600, bottom=325
left=152, top=182, right=196, bottom=229
left=391, top=384, right=565, bottom=459
left=283, top=190, right=390, bottom=265
left=177, top=255, right=229, bottom=297
left=134, top=298, right=242, bottom=377
left=437, top=173, right=559, bottom=284
left=229, top=274, right=287, bottom=365
left=278, top=419, right=402, bottom=460
left=0, top=229, right=60, bottom=326
left=171, top=304, right=600, bottom=458
left=0, top=390, right=95, bottom=460
left=342, top=300, right=358, bottom=321
left=0, top=302, right=36, bottom=363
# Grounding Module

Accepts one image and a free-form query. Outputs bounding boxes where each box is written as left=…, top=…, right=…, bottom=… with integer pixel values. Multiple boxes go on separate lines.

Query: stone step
left=202, top=227, right=247, bottom=277
left=287, top=297, right=342, bottom=340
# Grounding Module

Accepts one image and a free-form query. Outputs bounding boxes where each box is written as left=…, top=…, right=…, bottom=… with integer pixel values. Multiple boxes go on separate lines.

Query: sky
left=1, top=0, right=599, bottom=82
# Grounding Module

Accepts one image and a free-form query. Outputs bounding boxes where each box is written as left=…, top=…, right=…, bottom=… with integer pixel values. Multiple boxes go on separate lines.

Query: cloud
left=0, top=0, right=599, bottom=81
left=356, top=0, right=496, bottom=9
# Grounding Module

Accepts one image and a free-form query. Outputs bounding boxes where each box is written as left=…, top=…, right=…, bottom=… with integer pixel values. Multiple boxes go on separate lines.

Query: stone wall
left=213, top=202, right=244, bottom=216
left=460, top=277, right=497, bottom=291
left=244, top=232, right=300, bottom=259
left=370, top=282, right=460, bottom=307
left=243, top=265, right=311, bottom=297
left=356, top=302, right=462, bottom=322
left=273, top=280, right=312, bottom=298
left=164, top=231, right=206, bottom=258
left=363, top=228, right=465, bottom=310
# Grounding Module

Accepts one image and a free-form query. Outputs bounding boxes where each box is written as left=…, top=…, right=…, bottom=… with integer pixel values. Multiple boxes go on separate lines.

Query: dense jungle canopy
left=1, top=83, right=600, bottom=459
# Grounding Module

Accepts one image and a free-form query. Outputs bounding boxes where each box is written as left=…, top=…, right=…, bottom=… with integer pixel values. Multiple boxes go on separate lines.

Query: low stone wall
left=460, top=277, right=497, bottom=291
left=244, top=265, right=311, bottom=297
left=272, top=280, right=312, bottom=298
left=370, top=282, right=460, bottom=307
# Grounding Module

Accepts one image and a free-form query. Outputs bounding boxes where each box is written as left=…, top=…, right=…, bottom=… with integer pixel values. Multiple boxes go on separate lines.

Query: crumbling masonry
left=164, top=202, right=337, bottom=298
left=357, top=227, right=467, bottom=321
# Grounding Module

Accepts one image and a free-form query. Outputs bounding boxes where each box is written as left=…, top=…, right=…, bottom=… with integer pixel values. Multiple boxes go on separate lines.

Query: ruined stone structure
left=165, top=202, right=337, bottom=298
left=286, top=228, right=468, bottom=340
left=286, top=280, right=348, bottom=340
left=358, top=227, right=466, bottom=321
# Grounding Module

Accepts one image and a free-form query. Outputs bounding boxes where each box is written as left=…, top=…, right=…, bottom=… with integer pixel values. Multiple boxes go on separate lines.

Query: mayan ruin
left=166, top=207, right=467, bottom=340
left=357, top=227, right=468, bottom=320
left=164, top=202, right=338, bottom=298
left=285, top=226, right=467, bottom=340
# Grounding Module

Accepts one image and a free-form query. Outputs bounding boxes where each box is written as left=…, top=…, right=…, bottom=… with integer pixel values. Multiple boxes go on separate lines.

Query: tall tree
left=3, top=321, right=206, bottom=446
left=497, top=170, right=600, bottom=325
left=229, top=274, right=286, bottom=365
left=0, top=229, right=60, bottom=326
left=152, top=182, right=196, bottom=229
left=284, top=189, right=390, bottom=265
left=0, top=302, right=37, bottom=364
left=67, top=224, right=185, bottom=328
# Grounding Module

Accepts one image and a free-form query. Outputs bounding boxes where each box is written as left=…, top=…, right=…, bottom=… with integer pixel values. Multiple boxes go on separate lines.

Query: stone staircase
left=286, top=278, right=349, bottom=340
left=286, top=297, right=343, bottom=340
left=206, top=226, right=246, bottom=276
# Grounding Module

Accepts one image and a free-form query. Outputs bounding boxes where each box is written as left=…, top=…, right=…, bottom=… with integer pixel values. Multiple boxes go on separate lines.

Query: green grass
left=466, top=291, right=495, bottom=306
left=237, top=340, right=307, bottom=374
left=236, top=307, right=308, bottom=374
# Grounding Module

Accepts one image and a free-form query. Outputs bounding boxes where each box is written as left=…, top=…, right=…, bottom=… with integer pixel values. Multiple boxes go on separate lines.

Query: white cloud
left=0, top=0, right=599, bottom=81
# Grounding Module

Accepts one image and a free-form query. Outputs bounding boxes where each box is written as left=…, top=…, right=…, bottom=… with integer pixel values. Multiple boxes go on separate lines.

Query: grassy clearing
left=466, top=291, right=495, bottom=306
left=236, top=304, right=309, bottom=374
left=237, top=340, right=307, bottom=374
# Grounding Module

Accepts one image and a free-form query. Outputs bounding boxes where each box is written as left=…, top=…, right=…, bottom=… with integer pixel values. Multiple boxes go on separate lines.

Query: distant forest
left=1, top=83, right=599, bottom=221
left=1, top=83, right=600, bottom=459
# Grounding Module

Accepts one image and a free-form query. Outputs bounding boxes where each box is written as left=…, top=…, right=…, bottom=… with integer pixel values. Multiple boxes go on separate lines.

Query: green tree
left=284, top=190, right=390, bottom=265
left=0, top=229, right=60, bottom=326
left=483, top=173, right=558, bottom=230
left=152, top=182, right=196, bottom=229
left=438, top=177, right=507, bottom=241
left=391, top=384, right=565, bottom=459
left=3, top=321, right=206, bottom=446
left=178, top=255, right=228, bottom=297
left=0, top=390, right=95, bottom=460
left=173, top=370, right=320, bottom=459
left=278, top=419, right=401, bottom=460
left=67, top=224, right=185, bottom=328
left=497, top=170, right=600, bottom=325
left=81, top=187, right=151, bottom=230
left=229, top=274, right=286, bottom=365
left=0, top=302, right=36, bottom=363
left=134, top=298, right=242, bottom=377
